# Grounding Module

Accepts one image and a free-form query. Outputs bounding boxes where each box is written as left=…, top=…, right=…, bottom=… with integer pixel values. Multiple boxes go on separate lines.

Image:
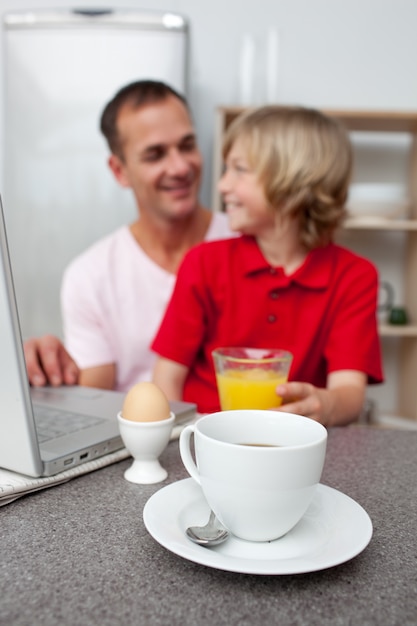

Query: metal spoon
left=186, top=510, right=230, bottom=547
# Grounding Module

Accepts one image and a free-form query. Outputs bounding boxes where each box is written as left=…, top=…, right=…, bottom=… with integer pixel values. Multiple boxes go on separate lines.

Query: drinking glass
left=212, top=347, right=293, bottom=410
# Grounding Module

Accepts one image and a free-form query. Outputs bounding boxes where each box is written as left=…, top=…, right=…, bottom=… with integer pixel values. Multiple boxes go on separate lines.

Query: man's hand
left=23, top=335, right=79, bottom=387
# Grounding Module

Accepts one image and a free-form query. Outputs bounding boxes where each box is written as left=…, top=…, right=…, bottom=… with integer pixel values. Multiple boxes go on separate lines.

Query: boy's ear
left=108, top=154, right=130, bottom=188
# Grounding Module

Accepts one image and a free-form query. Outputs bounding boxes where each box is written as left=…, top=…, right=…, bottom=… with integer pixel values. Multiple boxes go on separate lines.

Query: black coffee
left=238, top=443, right=282, bottom=447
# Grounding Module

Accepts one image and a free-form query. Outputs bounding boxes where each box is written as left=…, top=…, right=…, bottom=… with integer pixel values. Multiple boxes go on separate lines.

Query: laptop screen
left=0, top=195, right=44, bottom=475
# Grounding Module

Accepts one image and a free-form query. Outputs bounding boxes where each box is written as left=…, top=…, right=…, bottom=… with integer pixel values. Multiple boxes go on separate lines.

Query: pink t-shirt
left=61, top=212, right=233, bottom=391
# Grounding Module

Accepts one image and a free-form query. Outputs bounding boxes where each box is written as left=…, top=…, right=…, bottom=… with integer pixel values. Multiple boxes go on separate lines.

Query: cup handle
left=179, top=425, right=201, bottom=485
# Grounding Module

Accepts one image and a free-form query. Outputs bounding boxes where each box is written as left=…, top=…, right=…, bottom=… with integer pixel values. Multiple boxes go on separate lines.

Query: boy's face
left=218, top=140, right=275, bottom=235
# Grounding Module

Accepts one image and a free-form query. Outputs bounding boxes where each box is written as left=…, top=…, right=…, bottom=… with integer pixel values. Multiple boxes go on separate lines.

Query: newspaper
left=0, top=448, right=130, bottom=506
left=0, top=414, right=198, bottom=506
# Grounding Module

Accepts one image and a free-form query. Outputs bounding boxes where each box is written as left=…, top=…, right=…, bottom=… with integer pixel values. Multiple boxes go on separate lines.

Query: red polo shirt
left=152, top=236, right=383, bottom=413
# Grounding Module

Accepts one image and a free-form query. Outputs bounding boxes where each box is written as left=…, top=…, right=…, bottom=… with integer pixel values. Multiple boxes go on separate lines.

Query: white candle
left=266, top=27, right=279, bottom=103
left=238, top=34, right=255, bottom=105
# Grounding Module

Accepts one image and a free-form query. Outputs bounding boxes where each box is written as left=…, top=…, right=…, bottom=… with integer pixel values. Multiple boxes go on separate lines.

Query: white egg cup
left=117, top=411, right=175, bottom=484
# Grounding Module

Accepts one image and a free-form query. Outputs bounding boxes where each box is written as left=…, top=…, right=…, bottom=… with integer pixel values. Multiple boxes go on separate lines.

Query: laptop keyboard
left=33, top=405, right=104, bottom=443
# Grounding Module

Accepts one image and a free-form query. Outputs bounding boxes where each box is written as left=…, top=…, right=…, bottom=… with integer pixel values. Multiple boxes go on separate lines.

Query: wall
left=1, top=0, right=417, bottom=203
left=1, top=0, right=416, bottom=418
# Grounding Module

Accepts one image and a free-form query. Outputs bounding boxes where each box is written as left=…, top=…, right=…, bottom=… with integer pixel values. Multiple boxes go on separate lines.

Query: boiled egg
left=122, top=382, right=171, bottom=423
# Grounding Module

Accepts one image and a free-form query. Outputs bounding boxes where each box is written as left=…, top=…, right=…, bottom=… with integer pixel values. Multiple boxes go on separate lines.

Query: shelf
left=379, top=324, right=417, bottom=337
left=320, top=110, right=417, bottom=133
left=344, top=219, right=417, bottom=231
left=216, top=106, right=417, bottom=133
left=369, top=414, right=417, bottom=430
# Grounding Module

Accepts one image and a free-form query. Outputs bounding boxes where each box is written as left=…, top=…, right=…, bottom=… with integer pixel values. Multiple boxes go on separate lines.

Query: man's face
left=110, top=96, right=203, bottom=221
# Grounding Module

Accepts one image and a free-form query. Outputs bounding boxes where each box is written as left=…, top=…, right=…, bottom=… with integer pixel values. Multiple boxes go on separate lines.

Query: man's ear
left=108, top=154, right=130, bottom=188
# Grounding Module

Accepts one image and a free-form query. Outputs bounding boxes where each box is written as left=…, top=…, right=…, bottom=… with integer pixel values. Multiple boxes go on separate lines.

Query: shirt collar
left=239, top=235, right=333, bottom=290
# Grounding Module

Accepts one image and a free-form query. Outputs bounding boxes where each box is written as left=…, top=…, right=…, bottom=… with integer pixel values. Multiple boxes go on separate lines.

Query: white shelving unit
left=212, top=107, right=417, bottom=423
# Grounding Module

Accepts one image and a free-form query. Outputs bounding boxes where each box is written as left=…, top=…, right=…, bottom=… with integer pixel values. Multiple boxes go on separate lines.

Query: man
left=24, top=80, right=232, bottom=391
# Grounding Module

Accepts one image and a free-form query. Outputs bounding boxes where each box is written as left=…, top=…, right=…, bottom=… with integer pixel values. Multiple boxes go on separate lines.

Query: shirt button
left=270, top=290, right=279, bottom=300
left=270, top=268, right=277, bottom=275
left=267, top=314, right=277, bottom=323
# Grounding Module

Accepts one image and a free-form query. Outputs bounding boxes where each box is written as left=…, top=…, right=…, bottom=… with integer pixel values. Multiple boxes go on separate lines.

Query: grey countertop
left=1, top=427, right=416, bottom=626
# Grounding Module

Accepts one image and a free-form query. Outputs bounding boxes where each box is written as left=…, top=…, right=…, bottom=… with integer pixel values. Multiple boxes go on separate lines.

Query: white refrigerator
left=2, top=8, right=188, bottom=338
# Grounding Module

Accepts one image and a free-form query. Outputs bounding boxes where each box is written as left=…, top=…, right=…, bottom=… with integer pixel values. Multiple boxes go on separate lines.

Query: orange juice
left=216, top=368, right=287, bottom=410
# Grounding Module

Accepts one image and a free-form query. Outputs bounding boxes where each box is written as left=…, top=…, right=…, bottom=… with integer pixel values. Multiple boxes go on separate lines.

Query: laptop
left=0, top=196, right=196, bottom=478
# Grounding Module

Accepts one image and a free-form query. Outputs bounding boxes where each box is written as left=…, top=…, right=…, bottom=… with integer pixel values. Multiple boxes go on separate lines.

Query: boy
left=152, top=105, right=383, bottom=426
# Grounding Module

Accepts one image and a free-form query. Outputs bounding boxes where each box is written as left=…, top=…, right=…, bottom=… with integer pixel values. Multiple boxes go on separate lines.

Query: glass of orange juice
left=212, top=347, right=293, bottom=410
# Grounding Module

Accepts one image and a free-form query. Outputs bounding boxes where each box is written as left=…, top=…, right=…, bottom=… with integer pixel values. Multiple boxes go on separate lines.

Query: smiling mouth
left=164, top=185, right=198, bottom=203
left=165, top=183, right=190, bottom=192
left=224, top=201, right=241, bottom=212
left=161, top=176, right=196, bottom=194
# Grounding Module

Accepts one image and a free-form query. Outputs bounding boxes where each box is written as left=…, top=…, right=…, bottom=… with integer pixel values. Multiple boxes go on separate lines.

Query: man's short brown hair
left=100, top=80, right=188, bottom=159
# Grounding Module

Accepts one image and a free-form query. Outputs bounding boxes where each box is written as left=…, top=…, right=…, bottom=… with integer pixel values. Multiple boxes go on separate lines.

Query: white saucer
left=143, top=478, right=372, bottom=575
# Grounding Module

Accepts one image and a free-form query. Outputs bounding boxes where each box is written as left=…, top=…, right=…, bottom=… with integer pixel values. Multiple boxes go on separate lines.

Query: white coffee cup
left=179, top=410, right=327, bottom=542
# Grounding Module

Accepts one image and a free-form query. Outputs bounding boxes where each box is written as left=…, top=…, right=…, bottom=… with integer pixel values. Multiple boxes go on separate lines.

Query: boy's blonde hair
left=222, top=105, right=352, bottom=249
